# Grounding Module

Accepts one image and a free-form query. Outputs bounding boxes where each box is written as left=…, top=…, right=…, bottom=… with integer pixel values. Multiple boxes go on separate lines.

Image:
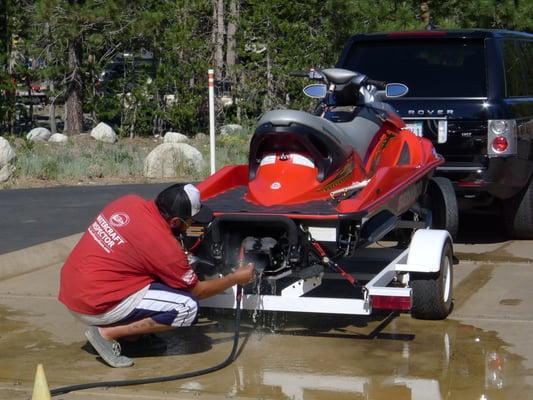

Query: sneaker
left=84, top=326, right=134, bottom=368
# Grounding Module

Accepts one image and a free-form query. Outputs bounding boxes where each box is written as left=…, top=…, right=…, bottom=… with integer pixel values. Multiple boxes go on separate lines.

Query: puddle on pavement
left=499, top=299, right=523, bottom=306
left=168, top=311, right=532, bottom=400
left=1, top=303, right=531, bottom=400
left=452, top=263, right=495, bottom=310
left=0, top=307, right=86, bottom=385
left=455, top=241, right=533, bottom=264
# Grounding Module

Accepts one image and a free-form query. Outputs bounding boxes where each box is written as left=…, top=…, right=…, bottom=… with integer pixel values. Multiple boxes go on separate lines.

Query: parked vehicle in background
left=336, top=29, right=533, bottom=238
left=96, top=50, right=156, bottom=94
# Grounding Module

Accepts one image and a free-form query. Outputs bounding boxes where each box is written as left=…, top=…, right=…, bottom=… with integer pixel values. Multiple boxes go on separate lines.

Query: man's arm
left=189, top=263, right=254, bottom=300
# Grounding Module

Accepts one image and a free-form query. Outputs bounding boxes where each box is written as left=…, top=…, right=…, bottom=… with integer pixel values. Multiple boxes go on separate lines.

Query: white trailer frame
left=200, top=229, right=451, bottom=316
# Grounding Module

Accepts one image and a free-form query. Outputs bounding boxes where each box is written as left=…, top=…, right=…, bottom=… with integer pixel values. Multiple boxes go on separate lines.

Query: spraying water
left=237, top=236, right=287, bottom=332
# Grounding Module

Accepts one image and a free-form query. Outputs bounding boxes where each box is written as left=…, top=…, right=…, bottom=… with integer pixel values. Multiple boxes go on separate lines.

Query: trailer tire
left=410, top=240, right=453, bottom=320
left=426, top=177, right=458, bottom=241
left=502, top=176, right=533, bottom=239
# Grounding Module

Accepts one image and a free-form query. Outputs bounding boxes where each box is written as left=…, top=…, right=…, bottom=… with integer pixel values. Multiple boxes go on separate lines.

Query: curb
left=0, top=233, right=81, bottom=281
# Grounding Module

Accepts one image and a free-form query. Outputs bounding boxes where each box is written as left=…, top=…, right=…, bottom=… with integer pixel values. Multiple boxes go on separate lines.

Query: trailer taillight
left=371, top=295, right=411, bottom=311
left=487, top=119, right=516, bottom=157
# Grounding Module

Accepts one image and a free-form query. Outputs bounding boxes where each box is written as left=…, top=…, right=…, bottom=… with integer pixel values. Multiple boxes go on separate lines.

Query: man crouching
left=58, top=183, right=254, bottom=367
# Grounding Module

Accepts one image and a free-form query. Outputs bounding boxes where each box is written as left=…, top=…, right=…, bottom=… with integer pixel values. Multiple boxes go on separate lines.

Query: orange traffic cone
left=31, top=364, right=51, bottom=400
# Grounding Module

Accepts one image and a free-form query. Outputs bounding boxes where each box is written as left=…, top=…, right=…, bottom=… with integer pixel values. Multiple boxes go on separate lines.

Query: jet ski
left=186, top=68, right=457, bottom=319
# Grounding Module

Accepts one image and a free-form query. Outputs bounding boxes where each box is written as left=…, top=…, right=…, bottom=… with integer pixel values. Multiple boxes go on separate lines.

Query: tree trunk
left=49, top=87, right=57, bottom=134
left=214, top=0, right=225, bottom=80
left=236, top=74, right=241, bottom=123
left=420, top=2, right=430, bottom=27
left=0, top=1, right=7, bottom=60
left=211, top=1, right=216, bottom=50
left=129, top=103, right=137, bottom=139
left=1, top=0, right=14, bottom=134
left=65, top=36, right=83, bottom=135
left=44, top=22, right=56, bottom=134
left=226, top=0, right=238, bottom=70
left=265, top=51, right=273, bottom=110
left=226, top=0, right=238, bottom=106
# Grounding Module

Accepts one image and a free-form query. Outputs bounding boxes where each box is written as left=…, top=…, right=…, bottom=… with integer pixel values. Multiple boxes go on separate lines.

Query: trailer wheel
left=502, top=176, right=533, bottom=239
left=426, top=177, right=459, bottom=241
left=410, top=240, right=453, bottom=320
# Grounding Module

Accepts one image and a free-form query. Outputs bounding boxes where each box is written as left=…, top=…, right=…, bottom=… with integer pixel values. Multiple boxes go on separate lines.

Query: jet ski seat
left=326, top=102, right=402, bottom=165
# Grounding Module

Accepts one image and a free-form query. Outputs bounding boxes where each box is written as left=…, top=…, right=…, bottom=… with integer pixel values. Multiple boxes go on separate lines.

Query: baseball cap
left=155, top=183, right=213, bottom=224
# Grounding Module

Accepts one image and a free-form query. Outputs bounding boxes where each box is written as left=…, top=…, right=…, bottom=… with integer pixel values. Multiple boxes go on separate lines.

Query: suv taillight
left=488, top=119, right=517, bottom=156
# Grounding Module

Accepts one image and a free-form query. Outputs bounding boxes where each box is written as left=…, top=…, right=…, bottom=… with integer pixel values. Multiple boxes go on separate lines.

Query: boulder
left=49, top=133, right=68, bottom=144
left=90, top=122, right=117, bottom=143
left=220, top=124, right=243, bottom=136
left=195, top=133, right=208, bottom=141
left=0, top=137, right=16, bottom=167
left=27, top=127, right=51, bottom=142
left=144, top=143, right=205, bottom=178
left=163, top=132, right=188, bottom=144
left=0, top=164, right=12, bottom=183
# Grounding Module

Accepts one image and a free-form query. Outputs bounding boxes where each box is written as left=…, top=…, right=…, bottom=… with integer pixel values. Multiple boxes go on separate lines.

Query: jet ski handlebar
left=361, top=78, right=386, bottom=90
left=289, top=68, right=386, bottom=89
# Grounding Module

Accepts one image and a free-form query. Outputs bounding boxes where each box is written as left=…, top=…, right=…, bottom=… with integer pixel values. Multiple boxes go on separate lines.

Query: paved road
left=0, top=183, right=169, bottom=254
left=0, top=183, right=512, bottom=255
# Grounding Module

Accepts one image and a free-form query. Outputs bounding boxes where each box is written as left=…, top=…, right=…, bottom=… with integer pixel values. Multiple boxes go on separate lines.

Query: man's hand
left=190, top=262, right=255, bottom=299
left=231, top=263, right=255, bottom=285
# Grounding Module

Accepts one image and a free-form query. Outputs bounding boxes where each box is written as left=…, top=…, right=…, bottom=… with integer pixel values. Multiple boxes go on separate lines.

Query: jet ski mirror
left=303, top=84, right=327, bottom=98
left=385, top=83, right=409, bottom=98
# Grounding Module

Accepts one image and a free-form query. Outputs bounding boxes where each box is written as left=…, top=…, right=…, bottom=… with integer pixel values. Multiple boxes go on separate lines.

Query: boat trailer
left=200, top=229, right=453, bottom=320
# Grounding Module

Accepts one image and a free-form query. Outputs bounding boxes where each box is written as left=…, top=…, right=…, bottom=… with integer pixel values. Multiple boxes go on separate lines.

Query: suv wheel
left=502, top=176, right=533, bottom=239
left=425, top=177, right=459, bottom=240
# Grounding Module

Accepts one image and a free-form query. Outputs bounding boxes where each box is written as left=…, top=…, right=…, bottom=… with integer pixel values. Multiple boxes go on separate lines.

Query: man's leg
left=85, top=283, right=199, bottom=367
left=105, top=282, right=199, bottom=338
left=98, top=316, right=174, bottom=340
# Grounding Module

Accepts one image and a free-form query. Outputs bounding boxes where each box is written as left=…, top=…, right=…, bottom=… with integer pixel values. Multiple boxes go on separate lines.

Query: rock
left=195, top=133, right=208, bottom=141
left=27, top=127, right=51, bottom=142
left=0, top=137, right=16, bottom=167
left=163, top=94, right=177, bottom=107
left=90, top=122, right=117, bottom=143
left=220, top=124, right=243, bottom=136
left=163, top=132, right=188, bottom=144
left=87, top=164, right=104, bottom=178
left=49, top=133, right=68, bottom=144
left=220, top=95, right=233, bottom=107
left=144, top=143, right=205, bottom=178
left=0, top=164, right=11, bottom=183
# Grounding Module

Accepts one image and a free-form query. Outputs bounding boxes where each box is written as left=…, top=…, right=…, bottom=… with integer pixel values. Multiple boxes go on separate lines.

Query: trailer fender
left=403, top=229, right=452, bottom=273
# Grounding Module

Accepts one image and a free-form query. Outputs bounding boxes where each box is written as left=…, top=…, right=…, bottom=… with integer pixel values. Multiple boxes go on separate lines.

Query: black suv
left=337, top=29, right=533, bottom=238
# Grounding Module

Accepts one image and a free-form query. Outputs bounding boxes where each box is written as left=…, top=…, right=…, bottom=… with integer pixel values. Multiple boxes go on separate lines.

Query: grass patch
left=4, top=130, right=252, bottom=188
left=11, top=135, right=151, bottom=183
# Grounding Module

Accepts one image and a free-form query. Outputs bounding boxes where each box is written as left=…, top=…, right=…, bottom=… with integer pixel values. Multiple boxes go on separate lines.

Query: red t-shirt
left=58, top=195, right=198, bottom=315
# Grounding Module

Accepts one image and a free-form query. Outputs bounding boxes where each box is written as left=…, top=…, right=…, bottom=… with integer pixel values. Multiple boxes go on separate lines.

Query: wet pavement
left=1, top=247, right=533, bottom=399
left=1, top=198, right=533, bottom=399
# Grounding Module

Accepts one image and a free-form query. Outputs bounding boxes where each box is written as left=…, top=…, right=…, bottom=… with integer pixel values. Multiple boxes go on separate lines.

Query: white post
left=208, top=69, right=216, bottom=175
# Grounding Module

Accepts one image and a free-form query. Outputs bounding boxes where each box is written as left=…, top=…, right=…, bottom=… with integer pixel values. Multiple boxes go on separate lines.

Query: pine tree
left=32, top=0, right=126, bottom=135
left=6, top=0, right=531, bottom=136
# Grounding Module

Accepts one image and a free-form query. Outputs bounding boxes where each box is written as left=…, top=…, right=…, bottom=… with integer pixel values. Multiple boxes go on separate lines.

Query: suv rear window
left=342, top=39, right=487, bottom=97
